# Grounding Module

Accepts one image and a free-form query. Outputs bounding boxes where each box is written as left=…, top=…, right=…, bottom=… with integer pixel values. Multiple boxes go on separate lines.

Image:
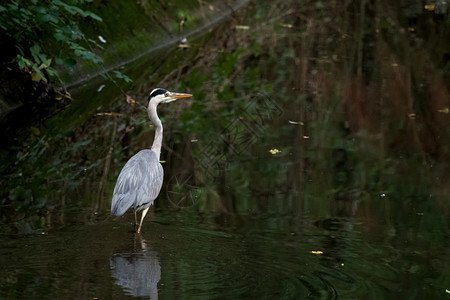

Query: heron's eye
left=164, top=92, right=170, bottom=97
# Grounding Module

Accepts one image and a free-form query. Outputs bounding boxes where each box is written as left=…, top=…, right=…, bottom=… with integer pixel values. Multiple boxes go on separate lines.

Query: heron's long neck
left=148, top=102, right=163, bottom=159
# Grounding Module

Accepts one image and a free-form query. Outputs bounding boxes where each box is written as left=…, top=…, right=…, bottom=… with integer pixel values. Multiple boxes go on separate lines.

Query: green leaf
left=53, top=0, right=83, bottom=15
left=46, top=67, right=58, bottom=78
left=33, top=6, right=46, bottom=14
left=64, top=58, right=77, bottom=67
left=7, top=2, right=19, bottom=11
left=39, top=58, right=52, bottom=69
left=30, top=44, right=47, bottom=65
left=16, top=55, right=32, bottom=69
left=72, top=139, right=92, bottom=150
left=113, top=71, right=132, bottom=83
left=54, top=31, right=67, bottom=41
left=84, top=11, right=102, bottom=22
left=55, top=57, right=77, bottom=69
left=31, top=64, right=47, bottom=82
left=31, top=68, right=43, bottom=82
left=41, top=13, right=59, bottom=24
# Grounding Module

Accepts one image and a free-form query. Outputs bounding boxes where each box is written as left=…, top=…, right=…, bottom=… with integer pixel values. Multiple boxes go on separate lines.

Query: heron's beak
left=172, top=92, right=192, bottom=100
left=165, top=92, right=192, bottom=103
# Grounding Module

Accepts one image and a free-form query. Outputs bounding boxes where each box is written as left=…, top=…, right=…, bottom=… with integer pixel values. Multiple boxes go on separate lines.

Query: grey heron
left=111, top=88, right=192, bottom=233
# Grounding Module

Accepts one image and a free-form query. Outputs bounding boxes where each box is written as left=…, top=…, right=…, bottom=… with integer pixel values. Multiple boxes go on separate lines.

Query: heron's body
left=111, top=88, right=192, bottom=233
left=111, top=149, right=163, bottom=216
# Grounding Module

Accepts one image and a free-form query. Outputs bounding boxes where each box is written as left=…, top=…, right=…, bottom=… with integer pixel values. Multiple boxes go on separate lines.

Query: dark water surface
left=1, top=1, right=450, bottom=299
left=1, top=207, right=447, bottom=299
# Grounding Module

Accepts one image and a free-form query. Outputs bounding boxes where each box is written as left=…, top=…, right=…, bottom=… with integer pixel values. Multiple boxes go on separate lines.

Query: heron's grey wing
left=111, top=150, right=163, bottom=216
left=134, top=151, right=164, bottom=210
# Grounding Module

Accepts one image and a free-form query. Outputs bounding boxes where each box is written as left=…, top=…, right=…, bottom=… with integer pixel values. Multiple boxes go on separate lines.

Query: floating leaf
left=424, top=4, right=435, bottom=11
left=311, top=250, right=323, bottom=255
left=437, top=107, right=449, bottom=114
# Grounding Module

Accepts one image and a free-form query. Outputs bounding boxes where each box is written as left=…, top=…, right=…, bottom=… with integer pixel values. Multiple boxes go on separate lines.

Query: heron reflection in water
left=111, top=88, right=192, bottom=233
left=110, top=235, right=161, bottom=298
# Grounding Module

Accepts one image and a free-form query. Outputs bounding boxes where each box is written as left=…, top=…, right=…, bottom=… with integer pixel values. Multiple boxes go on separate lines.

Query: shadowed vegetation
left=0, top=1, right=449, bottom=299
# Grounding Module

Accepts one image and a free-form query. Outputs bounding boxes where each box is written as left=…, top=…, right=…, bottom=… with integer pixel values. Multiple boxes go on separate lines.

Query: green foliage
left=4, top=134, right=99, bottom=213
left=0, top=0, right=103, bottom=83
left=112, top=70, right=132, bottom=83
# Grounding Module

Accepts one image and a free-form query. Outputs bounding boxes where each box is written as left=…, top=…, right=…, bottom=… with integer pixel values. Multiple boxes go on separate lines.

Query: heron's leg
left=134, top=210, right=138, bottom=229
left=136, top=207, right=149, bottom=234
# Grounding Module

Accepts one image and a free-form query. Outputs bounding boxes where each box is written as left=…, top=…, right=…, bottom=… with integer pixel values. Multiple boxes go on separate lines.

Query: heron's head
left=148, top=88, right=192, bottom=106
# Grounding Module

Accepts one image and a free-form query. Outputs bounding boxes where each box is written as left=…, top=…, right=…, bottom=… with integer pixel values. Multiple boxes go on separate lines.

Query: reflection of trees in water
left=110, top=237, right=160, bottom=299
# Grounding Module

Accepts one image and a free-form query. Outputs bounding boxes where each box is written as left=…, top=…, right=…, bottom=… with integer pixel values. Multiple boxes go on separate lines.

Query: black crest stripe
left=148, top=88, right=167, bottom=103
